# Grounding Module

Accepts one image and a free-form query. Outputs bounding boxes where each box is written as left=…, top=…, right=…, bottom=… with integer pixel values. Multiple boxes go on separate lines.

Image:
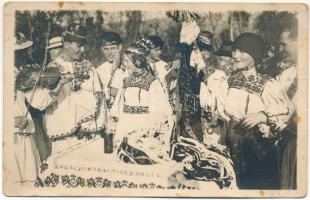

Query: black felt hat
left=215, top=41, right=233, bottom=57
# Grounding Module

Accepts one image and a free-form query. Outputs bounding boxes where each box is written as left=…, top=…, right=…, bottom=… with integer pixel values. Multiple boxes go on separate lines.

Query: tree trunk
left=27, top=11, right=33, bottom=40
left=209, top=11, right=216, bottom=34
left=229, top=11, right=234, bottom=41
left=238, top=12, right=243, bottom=34
left=125, top=11, right=142, bottom=48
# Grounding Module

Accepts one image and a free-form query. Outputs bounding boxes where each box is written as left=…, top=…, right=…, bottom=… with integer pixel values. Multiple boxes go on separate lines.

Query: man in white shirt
left=96, top=32, right=123, bottom=105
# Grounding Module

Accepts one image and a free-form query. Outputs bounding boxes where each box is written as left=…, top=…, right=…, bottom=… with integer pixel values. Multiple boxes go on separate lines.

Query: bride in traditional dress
left=111, top=38, right=174, bottom=164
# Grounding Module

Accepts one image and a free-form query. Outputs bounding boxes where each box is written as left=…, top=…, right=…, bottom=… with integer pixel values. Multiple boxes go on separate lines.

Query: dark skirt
left=276, top=119, right=297, bottom=189
left=225, top=120, right=280, bottom=189
left=26, top=100, right=52, bottom=162
left=279, top=137, right=296, bottom=189
left=32, top=116, right=52, bottom=162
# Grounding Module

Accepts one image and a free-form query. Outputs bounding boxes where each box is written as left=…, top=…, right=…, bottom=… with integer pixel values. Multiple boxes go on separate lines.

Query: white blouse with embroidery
left=114, top=72, right=173, bottom=134
left=224, top=69, right=292, bottom=134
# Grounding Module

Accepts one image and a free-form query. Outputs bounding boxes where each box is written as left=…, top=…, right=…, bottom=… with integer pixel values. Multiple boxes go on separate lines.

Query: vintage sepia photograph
left=3, top=2, right=308, bottom=197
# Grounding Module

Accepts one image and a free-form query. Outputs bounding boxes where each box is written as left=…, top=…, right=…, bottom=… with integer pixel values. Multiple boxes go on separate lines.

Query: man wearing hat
left=47, top=36, right=63, bottom=61
left=199, top=40, right=232, bottom=145
left=14, top=33, right=37, bottom=75
left=214, top=41, right=234, bottom=75
left=27, top=24, right=111, bottom=155
left=222, top=32, right=293, bottom=189
left=12, top=32, right=42, bottom=183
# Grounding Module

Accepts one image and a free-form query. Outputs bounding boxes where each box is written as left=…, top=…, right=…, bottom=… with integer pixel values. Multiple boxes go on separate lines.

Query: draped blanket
left=170, top=137, right=236, bottom=189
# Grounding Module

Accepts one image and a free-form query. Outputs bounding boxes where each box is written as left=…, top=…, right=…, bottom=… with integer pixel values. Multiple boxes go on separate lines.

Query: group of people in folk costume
left=13, top=14, right=297, bottom=189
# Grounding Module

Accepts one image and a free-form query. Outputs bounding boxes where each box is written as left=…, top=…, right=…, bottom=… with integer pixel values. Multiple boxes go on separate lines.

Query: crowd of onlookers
left=13, top=18, right=297, bottom=190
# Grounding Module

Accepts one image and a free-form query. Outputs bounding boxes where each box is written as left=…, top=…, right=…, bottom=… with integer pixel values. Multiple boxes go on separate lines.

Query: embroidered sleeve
left=261, top=79, right=293, bottom=132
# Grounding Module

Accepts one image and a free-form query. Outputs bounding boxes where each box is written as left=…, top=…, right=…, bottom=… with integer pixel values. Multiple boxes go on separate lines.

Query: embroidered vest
left=228, top=71, right=271, bottom=96
left=123, top=71, right=156, bottom=91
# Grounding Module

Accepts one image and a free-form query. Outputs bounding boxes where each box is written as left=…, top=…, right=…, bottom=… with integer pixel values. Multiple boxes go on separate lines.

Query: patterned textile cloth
left=170, top=136, right=236, bottom=189
left=117, top=137, right=156, bottom=165
left=228, top=70, right=271, bottom=96
left=117, top=131, right=236, bottom=189
left=123, top=70, right=156, bottom=91
left=177, top=43, right=204, bottom=142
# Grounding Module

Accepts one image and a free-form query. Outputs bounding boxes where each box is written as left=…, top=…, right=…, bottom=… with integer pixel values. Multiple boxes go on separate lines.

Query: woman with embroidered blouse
left=112, top=42, right=174, bottom=165
left=222, top=33, right=293, bottom=189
